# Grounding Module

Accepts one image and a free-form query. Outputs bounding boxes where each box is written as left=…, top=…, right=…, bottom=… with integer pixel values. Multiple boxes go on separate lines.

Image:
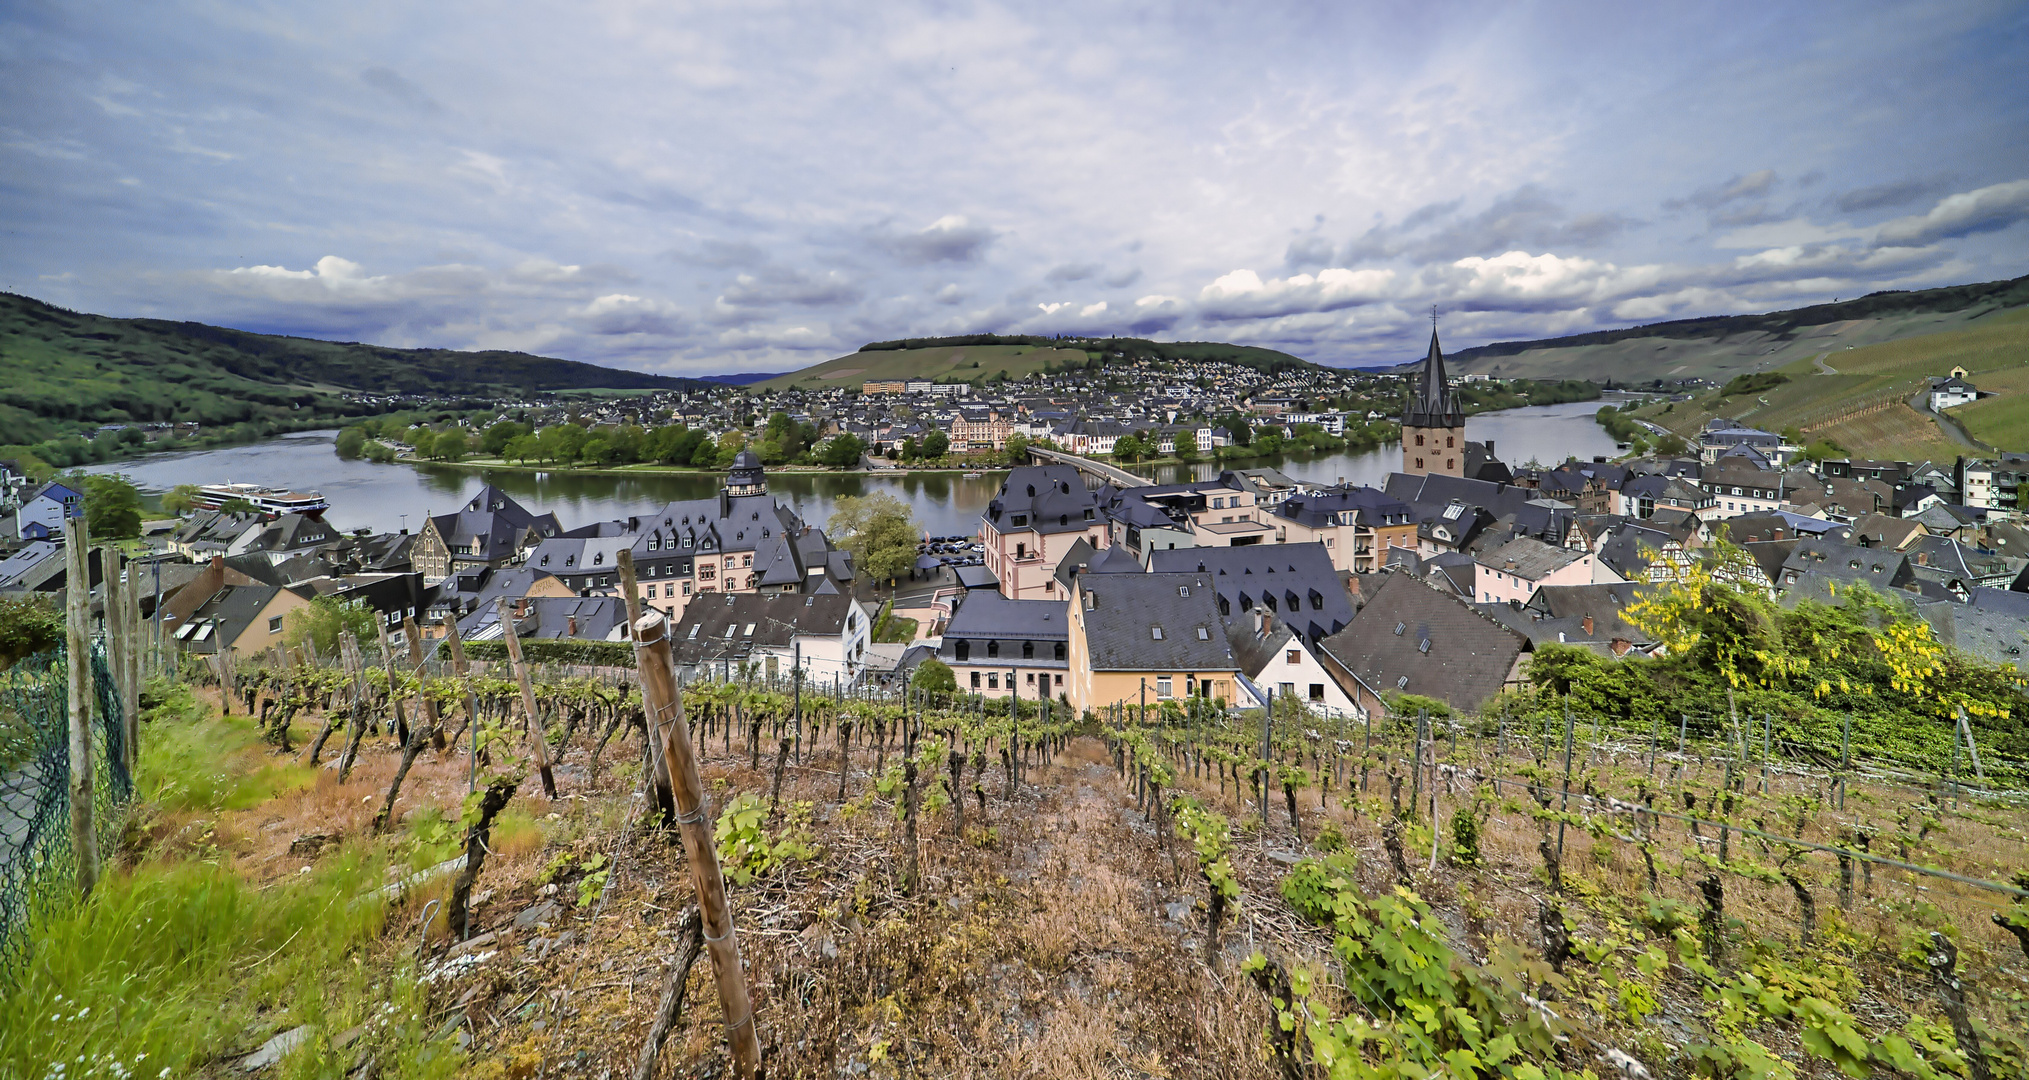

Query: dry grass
left=150, top=687, right=2029, bottom=1080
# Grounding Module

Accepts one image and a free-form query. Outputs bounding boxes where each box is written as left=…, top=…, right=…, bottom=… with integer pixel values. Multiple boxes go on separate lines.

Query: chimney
left=567, top=614, right=578, bottom=636
left=1582, top=613, right=1595, bottom=636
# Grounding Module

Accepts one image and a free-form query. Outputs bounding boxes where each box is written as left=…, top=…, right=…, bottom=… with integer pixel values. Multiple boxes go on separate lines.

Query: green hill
left=0, top=292, right=701, bottom=447
left=755, top=334, right=1316, bottom=391
left=1629, top=305, right=2029, bottom=459
left=1433, top=275, right=2029, bottom=384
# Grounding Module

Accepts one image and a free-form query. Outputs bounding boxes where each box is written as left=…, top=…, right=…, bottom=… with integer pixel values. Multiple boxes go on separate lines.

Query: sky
left=3, top=1, right=2028, bottom=376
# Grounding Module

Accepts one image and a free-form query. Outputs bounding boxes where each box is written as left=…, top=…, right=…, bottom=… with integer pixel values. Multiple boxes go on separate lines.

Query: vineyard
left=4, top=578, right=2029, bottom=1078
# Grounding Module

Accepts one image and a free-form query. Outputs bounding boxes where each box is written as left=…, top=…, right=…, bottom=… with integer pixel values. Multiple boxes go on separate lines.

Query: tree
left=911, top=656, right=958, bottom=694
left=432, top=429, right=468, bottom=462
left=503, top=434, right=538, bottom=463
left=713, top=430, right=748, bottom=468
left=1003, top=432, right=1031, bottom=466
left=828, top=492, right=919, bottom=588
left=1654, top=433, right=1689, bottom=457
left=79, top=473, right=142, bottom=539
left=283, top=596, right=378, bottom=658
left=160, top=483, right=203, bottom=514
left=0, top=595, right=63, bottom=669
left=409, top=429, right=436, bottom=460
left=921, top=430, right=949, bottom=460
left=218, top=498, right=259, bottom=516
left=818, top=433, right=865, bottom=469
left=334, top=426, right=367, bottom=460
left=1173, top=429, right=1198, bottom=460
left=1221, top=413, right=1253, bottom=446
left=897, top=436, right=918, bottom=462
left=481, top=420, right=529, bottom=456
left=1113, top=435, right=1144, bottom=462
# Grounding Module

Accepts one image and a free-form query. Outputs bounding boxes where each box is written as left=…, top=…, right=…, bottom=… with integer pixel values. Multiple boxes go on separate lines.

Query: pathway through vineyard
left=125, top=679, right=2029, bottom=1080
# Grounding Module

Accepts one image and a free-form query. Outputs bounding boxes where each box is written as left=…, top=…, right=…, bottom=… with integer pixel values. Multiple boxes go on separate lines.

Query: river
left=89, top=399, right=1625, bottom=537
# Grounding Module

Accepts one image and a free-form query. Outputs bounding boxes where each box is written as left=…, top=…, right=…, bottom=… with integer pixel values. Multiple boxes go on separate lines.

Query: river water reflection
left=92, top=399, right=1624, bottom=536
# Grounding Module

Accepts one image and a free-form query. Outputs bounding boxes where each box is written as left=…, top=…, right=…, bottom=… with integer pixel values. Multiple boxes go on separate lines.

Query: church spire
left=1402, top=320, right=1463, bottom=429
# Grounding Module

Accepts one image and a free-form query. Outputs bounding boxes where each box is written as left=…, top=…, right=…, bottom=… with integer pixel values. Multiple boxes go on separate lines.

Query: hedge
left=461, top=638, right=636, bottom=669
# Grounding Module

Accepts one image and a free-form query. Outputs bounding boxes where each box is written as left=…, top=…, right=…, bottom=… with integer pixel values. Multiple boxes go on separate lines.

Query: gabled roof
left=1475, top=535, right=1585, bottom=583
left=1151, top=542, right=1357, bottom=640
left=1317, top=570, right=1530, bottom=712
left=666, top=591, right=859, bottom=665
left=1074, top=572, right=1237, bottom=672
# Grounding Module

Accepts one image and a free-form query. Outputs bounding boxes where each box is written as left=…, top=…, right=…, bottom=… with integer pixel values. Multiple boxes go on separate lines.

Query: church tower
left=1402, top=327, right=1466, bottom=476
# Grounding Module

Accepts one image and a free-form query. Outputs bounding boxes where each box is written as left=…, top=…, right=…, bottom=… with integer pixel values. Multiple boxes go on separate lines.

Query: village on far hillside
left=9, top=327, right=2029, bottom=727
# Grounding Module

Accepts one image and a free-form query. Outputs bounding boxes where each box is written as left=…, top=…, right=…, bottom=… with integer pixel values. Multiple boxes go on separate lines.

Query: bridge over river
left=1024, top=445, right=1151, bottom=489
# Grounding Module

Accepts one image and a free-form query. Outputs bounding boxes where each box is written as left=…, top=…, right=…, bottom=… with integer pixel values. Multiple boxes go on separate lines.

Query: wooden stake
left=497, top=598, right=558, bottom=799
left=441, top=613, right=479, bottom=793
left=404, top=617, right=446, bottom=750
left=616, top=550, right=677, bottom=820
left=633, top=613, right=760, bottom=1079
left=65, top=518, right=99, bottom=897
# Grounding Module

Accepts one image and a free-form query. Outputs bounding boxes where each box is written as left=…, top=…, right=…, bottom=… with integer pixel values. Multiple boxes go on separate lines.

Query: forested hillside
left=0, top=292, right=699, bottom=448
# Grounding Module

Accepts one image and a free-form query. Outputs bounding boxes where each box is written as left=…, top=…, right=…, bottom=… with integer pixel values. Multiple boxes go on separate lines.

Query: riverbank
left=376, top=453, right=1010, bottom=479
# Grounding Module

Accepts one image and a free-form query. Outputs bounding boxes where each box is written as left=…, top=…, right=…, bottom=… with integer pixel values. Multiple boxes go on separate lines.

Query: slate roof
left=986, top=465, right=1101, bottom=535
left=1273, top=486, right=1415, bottom=530
left=181, top=584, right=291, bottom=654
left=459, top=594, right=630, bottom=642
left=1075, top=572, right=1237, bottom=672
left=666, top=591, right=858, bottom=665
left=938, top=592, right=1070, bottom=666
left=1317, top=570, right=1530, bottom=712
left=1476, top=535, right=1584, bottom=582
left=1149, top=542, right=1356, bottom=641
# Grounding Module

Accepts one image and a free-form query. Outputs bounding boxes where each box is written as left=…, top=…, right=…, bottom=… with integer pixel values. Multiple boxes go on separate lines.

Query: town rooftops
left=1317, top=570, right=1530, bottom=712
left=1075, top=571, right=1237, bottom=672
left=986, top=465, right=1100, bottom=534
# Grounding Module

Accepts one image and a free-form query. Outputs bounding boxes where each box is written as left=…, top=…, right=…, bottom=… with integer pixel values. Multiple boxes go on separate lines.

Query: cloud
left=1197, top=267, right=1396, bottom=320
left=1341, top=186, right=1635, bottom=264
left=874, top=215, right=997, bottom=265
left=1834, top=179, right=1936, bottom=213
left=718, top=267, right=862, bottom=308
left=1044, top=262, right=1099, bottom=283
left=580, top=293, right=683, bottom=336
left=1666, top=169, right=1778, bottom=211
left=1874, top=179, right=2029, bottom=247
left=360, top=67, right=441, bottom=114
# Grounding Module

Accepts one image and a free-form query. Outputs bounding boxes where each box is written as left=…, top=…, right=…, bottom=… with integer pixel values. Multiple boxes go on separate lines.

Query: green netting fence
left=0, top=642, right=132, bottom=981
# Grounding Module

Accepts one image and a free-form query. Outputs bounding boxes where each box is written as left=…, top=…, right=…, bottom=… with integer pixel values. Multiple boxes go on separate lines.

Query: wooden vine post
left=633, top=613, right=760, bottom=1078
left=614, top=550, right=676, bottom=819
left=496, top=597, right=559, bottom=798
left=64, top=517, right=99, bottom=897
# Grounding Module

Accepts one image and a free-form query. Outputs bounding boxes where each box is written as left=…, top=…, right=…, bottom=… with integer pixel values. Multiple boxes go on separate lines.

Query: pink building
left=979, top=465, right=1109, bottom=600
left=1472, top=535, right=1617, bottom=607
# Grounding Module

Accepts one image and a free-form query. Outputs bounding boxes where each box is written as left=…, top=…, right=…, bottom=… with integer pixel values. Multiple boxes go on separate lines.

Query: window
left=646, top=584, right=657, bottom=599
left=1150, top=626, right=1164, bottom=640
left=1053, top=642, right=1066, bottom=661
left=1310, top=683, right=1325, bottom=701
left=268, top=616, right=283, bottom=633
left=1196, top=626, right=1209, bottom=640
left=987, top=640, right=1000, bottom=658
left=1286, top=649, right=1300, bottom=664
left=1156, top=677, right=1173, bottom=698
left=1446, top=436, right=1455, bottom=448
left=1022, top=641, right=1034, bottom=659
left=682, top=582, right=692, bottom=596
left=1026, top=672, right=1036, bottom=685
left=956, top=640, right=970, bottom=661
left=988, top=672, right=1000, bottom=689
left=1415, top=433, right=1425, bottom=446
left=1279, top=682, right=1296, bottom=697
left=1011, top=514, right=1028, bottom=527
left=1016, top=543, right=1026, bottom=559
left=1415, top=458, right=1424, bottom=469
left=971, top=671, right=981, bottom=688
left=1054, top=673, right=1063, bottom=686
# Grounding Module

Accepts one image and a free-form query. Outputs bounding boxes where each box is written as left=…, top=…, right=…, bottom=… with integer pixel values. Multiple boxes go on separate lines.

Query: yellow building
left=1066, top=571, right=1239, bottom=716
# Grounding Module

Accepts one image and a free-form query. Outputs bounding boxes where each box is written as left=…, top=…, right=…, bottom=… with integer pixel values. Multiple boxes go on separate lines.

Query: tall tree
left=828, top=493, right=919, bottom=588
